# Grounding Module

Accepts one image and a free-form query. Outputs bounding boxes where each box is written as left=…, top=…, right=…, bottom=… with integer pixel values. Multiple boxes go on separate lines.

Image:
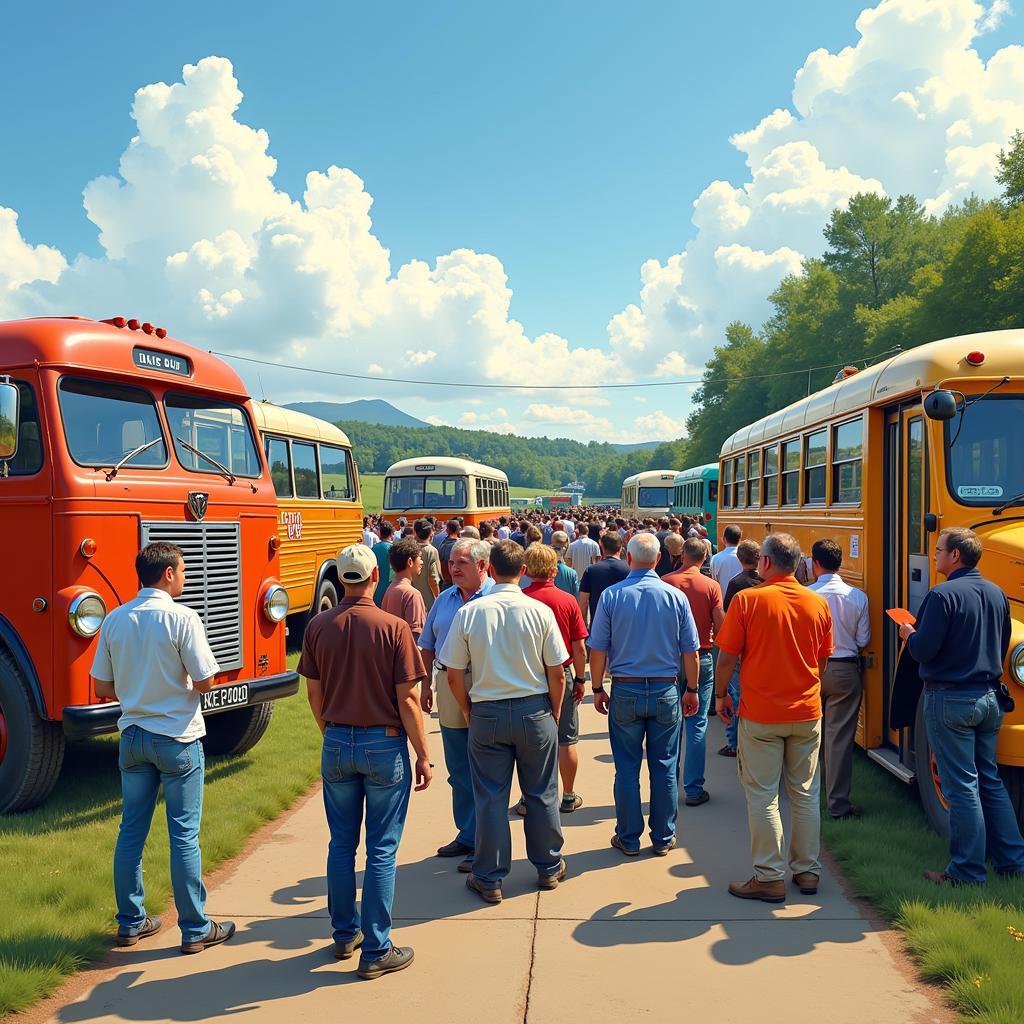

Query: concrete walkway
left=51, top=710, right=941, bottom=1024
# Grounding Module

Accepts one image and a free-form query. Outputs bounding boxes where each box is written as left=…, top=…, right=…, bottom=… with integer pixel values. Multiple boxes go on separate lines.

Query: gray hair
left=762, top=532, right=802, bottom=574
left=451, top=538, right=491, bottom=564
left=551, top=530, right=569, bottom=547
left=627, top=532, right=661, bottom=566
left=459, top=525, right=481, bottom=539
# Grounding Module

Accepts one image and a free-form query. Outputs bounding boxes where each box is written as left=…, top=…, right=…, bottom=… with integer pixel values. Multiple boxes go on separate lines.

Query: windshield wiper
left=993, top=491, right=1024, bottom=516
left=103, top=438, right=164, bottom=481
left=175, top=437, right=236, bottom=484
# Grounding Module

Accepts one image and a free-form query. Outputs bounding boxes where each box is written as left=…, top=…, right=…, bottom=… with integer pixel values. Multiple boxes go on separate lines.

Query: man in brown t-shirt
left=299, top=544, right=431, bottom=981
left=382, top=538, right=427, bottom=641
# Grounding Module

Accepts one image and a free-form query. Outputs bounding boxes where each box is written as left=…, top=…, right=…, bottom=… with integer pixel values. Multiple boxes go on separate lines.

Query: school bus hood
left=972, top=520, right=1024, bottom=606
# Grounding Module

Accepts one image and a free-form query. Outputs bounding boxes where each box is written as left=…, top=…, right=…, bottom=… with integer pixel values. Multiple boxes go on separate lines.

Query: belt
left=828, top=656, right=860, bottom=664
left=612, top=676, right=676, bottom=683
left=924, top=681, right=997, bottom=692
left=326, top=723, right=404, bottom=736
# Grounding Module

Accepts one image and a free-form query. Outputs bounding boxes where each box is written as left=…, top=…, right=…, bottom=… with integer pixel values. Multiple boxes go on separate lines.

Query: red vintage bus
left=0, top=316, right=298, bottom=813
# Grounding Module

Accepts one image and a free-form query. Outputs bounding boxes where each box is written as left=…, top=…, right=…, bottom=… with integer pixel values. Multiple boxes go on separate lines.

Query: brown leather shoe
left=728, top=876, right=785, bottom=903
left=792, top=871, right=819, bottom=895
left=923, top=869, right=967, bottom=887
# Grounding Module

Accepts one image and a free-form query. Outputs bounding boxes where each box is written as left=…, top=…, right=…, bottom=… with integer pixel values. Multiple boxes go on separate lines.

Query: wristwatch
left=573, top=676, right=586, bottom=686
left=685, top=686, right=699, bottom=694
left=591, top=683, right=605, bottom=693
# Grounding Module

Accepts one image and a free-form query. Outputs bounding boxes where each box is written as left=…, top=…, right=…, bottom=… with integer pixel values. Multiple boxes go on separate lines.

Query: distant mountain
left=283, top=400, right=428, bottom=429
left=608, top=440, right=663, bottom=452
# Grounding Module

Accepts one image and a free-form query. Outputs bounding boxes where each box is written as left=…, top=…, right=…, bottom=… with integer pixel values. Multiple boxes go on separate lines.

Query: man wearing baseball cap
left=299, top=544, right=432, bottom=979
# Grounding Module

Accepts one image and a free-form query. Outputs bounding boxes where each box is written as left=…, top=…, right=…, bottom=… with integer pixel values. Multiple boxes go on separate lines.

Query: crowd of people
left=91, top=503, right=1024, bottom=981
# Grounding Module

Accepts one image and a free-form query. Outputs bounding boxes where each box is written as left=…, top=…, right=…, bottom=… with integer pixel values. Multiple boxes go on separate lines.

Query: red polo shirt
left=522, top=579, right=588, bottom=667
left=661, top=565, right=723, bottom=652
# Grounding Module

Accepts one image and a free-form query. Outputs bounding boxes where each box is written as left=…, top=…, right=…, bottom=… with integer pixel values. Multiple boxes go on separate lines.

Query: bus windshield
left=58, top=377, right=167, bottom=469
left=165, top=395, right=262, bottom=478
left=638, top=486, right=673, bottom=507
left=385, top=475, right=467, bottom=510
left=948, top=397, right=1024, bottom=506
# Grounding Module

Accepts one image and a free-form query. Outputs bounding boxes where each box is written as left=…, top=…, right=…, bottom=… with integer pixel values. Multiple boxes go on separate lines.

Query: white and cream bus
left=381, top=457, right=510, bottom=528
left=621, top=469, right=679, bottom=518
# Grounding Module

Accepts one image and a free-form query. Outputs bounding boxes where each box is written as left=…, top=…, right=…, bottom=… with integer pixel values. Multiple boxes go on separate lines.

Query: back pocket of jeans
left=943, top=696, right=981, bottom=730
left=470, top=715, right=498, bottom=748
left=655, top=694, right=680, bottom=727
left=612, top=695, right=637, bottom=726
left=321, top=744, right=344, bottom=783
left=151, top=737, right=194, bottom=775
left=365, top=746, right=406, bottom=787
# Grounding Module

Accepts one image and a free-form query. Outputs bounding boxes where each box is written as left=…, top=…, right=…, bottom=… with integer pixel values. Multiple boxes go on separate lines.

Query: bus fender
left=314, top=559, right=341, bottom=604
left=0, top=614, right=47, bottom=718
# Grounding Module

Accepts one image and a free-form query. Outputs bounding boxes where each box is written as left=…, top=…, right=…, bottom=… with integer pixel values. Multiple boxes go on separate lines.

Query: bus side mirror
left=0, top=379, right=19, bottom=461
left=924, top=390, right=958, bottom=421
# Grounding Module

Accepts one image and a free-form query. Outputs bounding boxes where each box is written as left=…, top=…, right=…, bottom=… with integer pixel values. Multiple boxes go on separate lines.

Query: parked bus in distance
left=621, top=470, right=679, bottom=518
left=380, top=457, right=510, bottom=528
left=541, top=494, right=573, bottom=513
left=716, top=330, right=1024, bottom=833
left=671, top=463, right=719, bottom=541
left=251, top=401, right=362, bottom=621
left=0, top=316, right=299, bottom=813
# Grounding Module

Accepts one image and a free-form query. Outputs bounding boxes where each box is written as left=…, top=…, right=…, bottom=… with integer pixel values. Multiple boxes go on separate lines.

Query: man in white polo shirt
left=441, top=540, right=569, bottom=903
left=90, top=542, right=234, bottom=955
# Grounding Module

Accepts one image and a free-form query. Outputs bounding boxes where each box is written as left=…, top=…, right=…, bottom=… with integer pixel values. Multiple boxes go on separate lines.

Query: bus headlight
left=68, top=592, right=107, bottom=637
left=1011, top=642, right=1024, bottom=686
left=262, top=583, right=289, bottom=623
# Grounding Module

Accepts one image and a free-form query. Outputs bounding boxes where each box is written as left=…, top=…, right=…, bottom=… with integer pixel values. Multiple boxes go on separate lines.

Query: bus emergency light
left=965, top=351, right=986, bottom=366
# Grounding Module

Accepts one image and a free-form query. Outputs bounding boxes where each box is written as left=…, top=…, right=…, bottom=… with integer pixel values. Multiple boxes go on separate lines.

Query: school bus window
left=747, top=450, right=760, bottom=506
left=908, top=417, right=925, bottom=554
left=293, top=441, right=320, bottom=499
left=321, top=443, right=355, bottom=501
left=762, top=445, right=779, bottom=506
left=165, top=394, right=261, bottom=478
left=832, top=419, right=863, bottom=504
left=264, top=436, right=292, bottom=498
left=735, top=455, right=747, bottom=508
left=1, top=381, right=44, bottom=476
left=804, top=430, right=827, bottom=505
left=58, top=377, right=167, bottom=470
left=722, top=460, right=733, bottom=508
left=946, top=396, right=1024, bottom=506
left=781, top=440, right=800, bottom=505
left=708, top=479, right=718, bottom=503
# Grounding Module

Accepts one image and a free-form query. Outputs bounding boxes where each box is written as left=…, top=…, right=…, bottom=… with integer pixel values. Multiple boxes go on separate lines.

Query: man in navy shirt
left=899, top=527, right=1024, bottom=885
left=578, top=532, right=630, bottom=625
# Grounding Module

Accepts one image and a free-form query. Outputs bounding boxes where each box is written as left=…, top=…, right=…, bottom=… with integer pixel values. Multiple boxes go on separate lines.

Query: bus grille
left=139, top=521, right=244, bottom=672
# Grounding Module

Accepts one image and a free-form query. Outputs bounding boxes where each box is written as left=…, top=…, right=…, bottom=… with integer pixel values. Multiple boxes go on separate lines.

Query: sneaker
left=466, top=873, right=503, bottom=903
left=728, top=876, right=785, bottom=903
left=685, top=791, right=710, bottom=807
left=560, top=792, right=583, bottom=813
left=652, top=836, right=677, bottom=857
left=610, top=834, right=640, bottom=857
left=792, top=872, right=819, bottom=895
left=718, top=744, right=737, bottom=758
left=116, top=915, right=162, bottom=947
left=513, top=797, right=527, bottom=816
left=181, top=920, right=236, bottom=955
left=333, top=930, right=364, bottom=960
left=538, top=858, right=568, bottom=890
left=357, top=945, right=415, bottom=980
left=457, top=855, right=474, bottom=873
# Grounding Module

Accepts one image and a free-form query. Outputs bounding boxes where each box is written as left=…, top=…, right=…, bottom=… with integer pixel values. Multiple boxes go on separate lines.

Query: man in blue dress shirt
left=419, top=539, right=495, bottom=872
left=589, top=533, right=701, bottom=856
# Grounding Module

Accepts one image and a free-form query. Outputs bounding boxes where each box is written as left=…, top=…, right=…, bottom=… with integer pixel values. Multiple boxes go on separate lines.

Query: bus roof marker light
left=127, top=319, right=141, bottom=331
left=100, top=316, right=127, bottom=329
left=141, top=322, right=154, bottom=335
left=965, top=351, right=985, bottom=366
left=155, top=327, right=167, bottom=339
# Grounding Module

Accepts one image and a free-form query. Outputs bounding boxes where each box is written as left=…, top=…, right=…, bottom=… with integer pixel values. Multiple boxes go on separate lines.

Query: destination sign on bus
left=414, top=464, right=435, bottom=471
left=133, top=347, right=192, bottom=377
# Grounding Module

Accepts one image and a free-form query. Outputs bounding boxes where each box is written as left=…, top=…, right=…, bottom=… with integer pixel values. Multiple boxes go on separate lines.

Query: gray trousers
left=468, top=693, right=564, bottom=887
left=820, top=660, right=863, bottom=818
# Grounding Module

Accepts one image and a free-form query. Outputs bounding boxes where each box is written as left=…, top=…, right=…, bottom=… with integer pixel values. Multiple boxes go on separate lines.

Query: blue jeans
left=609, top=681, right=681, bottom=849
left=924, top=688, right=1024, bottom=883
left=114, top=725, right=210, bottom=943
left=321, top=726, right=412, bottom=960
left=440, top=724, right=475, bottom=849
left=468, top=694, right=563, bottom=887
left=681, top=653, right=715, bottom=799
left=726, top=662, right=742, bottom=749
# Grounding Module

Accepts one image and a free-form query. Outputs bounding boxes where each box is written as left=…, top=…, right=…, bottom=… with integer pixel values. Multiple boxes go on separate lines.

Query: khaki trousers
left=820, top=661, right=862, bottom=818
left=737, top=717, right=822, bottom=882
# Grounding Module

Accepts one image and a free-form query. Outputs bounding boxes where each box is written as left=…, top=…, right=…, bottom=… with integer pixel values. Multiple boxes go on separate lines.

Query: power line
left=209, top=347, right=902, bottom=392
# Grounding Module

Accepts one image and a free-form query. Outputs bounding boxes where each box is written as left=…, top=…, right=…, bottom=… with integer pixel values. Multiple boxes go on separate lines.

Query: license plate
left=201, top=683, right=249, bottom=713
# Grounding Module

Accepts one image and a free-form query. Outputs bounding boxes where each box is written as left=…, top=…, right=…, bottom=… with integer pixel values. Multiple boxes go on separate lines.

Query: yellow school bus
left=251, top=402, right=363, bottom=619
left=716, top=330, right=1024, bottom=832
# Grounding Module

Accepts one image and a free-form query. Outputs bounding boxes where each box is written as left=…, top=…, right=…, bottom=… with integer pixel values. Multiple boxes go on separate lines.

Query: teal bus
left=671, top=463, right=719, bottom=541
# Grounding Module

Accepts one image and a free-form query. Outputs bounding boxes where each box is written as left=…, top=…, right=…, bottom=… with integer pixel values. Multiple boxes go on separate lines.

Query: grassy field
left=827, top=753, right=1024, bottom=1024
left=0, top=654, right=319, bottom=1018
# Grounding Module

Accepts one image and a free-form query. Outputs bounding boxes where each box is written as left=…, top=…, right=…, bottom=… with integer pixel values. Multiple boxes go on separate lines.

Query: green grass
left=826, top=753, right=1024, bottom=1023
left=0, top=654, right=320, bottom=1018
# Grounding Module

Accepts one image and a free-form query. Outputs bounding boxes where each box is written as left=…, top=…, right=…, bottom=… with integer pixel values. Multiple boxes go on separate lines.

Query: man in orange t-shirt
left=714, top=532, right=833, bottom=904
left=663, top=536, right=724, bottom=807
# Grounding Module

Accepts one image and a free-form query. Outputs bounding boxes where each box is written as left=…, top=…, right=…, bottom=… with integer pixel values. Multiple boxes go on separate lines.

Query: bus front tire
left=201, top=702, right=275, bottom=757
left=998, top=765, right=1024, bottom=834
left=914, top=695, right=951, bottom=838
left=0, top=648, right=66, bottom=814
left=315, top=579, right=338, bottom=615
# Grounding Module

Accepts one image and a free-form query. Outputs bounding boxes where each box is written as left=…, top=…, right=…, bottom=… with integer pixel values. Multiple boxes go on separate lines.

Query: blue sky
left=1, top=1, right=1022, bottom=441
